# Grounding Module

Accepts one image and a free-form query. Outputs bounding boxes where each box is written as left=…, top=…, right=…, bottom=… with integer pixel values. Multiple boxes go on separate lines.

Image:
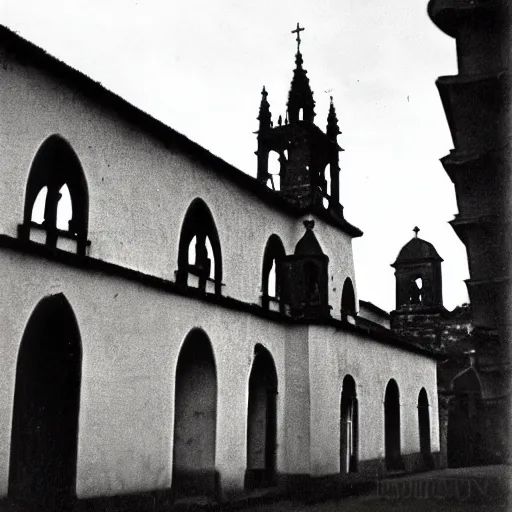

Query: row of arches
left=21, top=135, right=356, bottom=313
left=8, top=293, right=433, bottom=506
left=7, top=294, right=278, bottom=505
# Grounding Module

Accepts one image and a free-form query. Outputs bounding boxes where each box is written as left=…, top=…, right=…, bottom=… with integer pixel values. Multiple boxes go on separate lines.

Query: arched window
left=20, top=135, right=89, bottom=255
left=245, top=344, right=278, bottom=489
left=266, top=151, right=281, bottom=192
left=341, top=277, right=356, bottom=316
left=384, top=379, right=404, bottom=471
left=262, top=234, right=285, bottom=312
left=176, top=198, right=223, bottom=295
left=340, top=375, right=358, bottom=474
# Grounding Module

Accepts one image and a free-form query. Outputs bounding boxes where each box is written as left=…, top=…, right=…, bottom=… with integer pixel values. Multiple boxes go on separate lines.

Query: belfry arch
left=172, top=329, right=218, bottom=498
left=245, top=344, right=278, bottom=489
left=176, top=198, right=223, bottom=295
left=9, top=293, right=82, bottom=509
left=21, top=135, right=89, bottom=254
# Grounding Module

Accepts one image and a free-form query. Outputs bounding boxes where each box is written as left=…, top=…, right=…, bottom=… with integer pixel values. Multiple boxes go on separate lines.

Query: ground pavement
left=236, top=465, right=510, bottom=512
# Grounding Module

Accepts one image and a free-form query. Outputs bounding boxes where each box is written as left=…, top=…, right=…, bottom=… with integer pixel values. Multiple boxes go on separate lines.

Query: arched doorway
left=418, top=388, right=434, bottom=468
left=245, top=345, right=278, bottom=489
left=384, top=379, right=403, bottom=471
left=9, top=294, right=82, bottom=510
left=447, top=368, right=482, bottom=468
left=172, top=329, right=217, bottom=498
left=340, top=375, right=358, bottom=474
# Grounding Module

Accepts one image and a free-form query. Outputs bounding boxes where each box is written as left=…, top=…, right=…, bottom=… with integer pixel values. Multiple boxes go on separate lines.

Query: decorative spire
left=287, top=23, right=316, bottom=123
left=326, top=96, right=341, bottom=141
left=257, top=85, right=272, bottom=130
left=413, top=226, right=420, bottom=238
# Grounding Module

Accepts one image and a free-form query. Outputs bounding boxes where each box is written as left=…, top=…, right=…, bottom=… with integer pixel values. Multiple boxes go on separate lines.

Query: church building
left=0, top=23, right=440, bottom=510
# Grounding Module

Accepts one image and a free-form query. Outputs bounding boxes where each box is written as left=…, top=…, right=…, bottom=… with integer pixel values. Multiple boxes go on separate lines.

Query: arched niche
left=341, top=277, right=356, bottom=316
left=176, top=198, right=223, bottom=295
left=245, top=344, right=278, bottom=489
left=21, top=135, right=89, bottom=255
left=9, top=293, right=82, bottom=509
left=172, top=329, right=218, bottom=498
left=261, top=234, right=286, bottom=312
left=340, top=375, right=358, bottom=474
left=418, top=388, right=434, bottom=468
left=384, top=379, right=404, bottom=471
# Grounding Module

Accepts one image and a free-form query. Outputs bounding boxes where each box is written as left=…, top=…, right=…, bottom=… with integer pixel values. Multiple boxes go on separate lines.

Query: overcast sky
left=2, top=0, right=470, bottom=312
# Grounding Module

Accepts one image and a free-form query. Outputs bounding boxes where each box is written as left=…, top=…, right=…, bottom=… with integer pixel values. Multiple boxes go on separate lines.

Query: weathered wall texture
left=308, top=325, right=439, bottom=476
left=0, top=46, right=356, bottom=319
left=0, top=32, right=440, bottom=503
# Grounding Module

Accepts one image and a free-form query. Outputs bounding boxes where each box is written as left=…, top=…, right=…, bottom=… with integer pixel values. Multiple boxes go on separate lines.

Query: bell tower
left=390, top=227, right=447, bottom=350
left=256, top=24, right=343, bottom=211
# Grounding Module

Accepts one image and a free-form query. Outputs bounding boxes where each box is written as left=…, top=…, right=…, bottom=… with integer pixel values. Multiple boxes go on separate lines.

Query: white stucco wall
left=0, top=44, right=358, bottom=316
left=0, top=250, right=292, bottom=498
left=0, top=34, right=441, bottom=502
left=308, top=325, right=439, bottom=476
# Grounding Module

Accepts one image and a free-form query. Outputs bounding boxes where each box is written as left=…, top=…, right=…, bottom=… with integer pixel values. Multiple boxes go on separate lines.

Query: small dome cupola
left=287, top=23, right=316, bottom=124
left=391, top=227, right=444, bottom=310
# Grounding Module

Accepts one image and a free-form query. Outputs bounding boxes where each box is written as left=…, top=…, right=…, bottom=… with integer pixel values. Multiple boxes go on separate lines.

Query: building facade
left=427, top=0, right=511, bottom=466
left=0, top=25, right=440, bottom=510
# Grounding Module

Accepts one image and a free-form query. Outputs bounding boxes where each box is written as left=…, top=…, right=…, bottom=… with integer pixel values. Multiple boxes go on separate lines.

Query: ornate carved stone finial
left=413, top=226, right=420, bottom=238
left=291, top=22, right=305, bottom=53
left=303, top=219, right=315, bottom=230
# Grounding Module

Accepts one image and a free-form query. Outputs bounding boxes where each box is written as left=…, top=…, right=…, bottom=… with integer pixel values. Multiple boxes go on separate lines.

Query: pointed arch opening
left=262, top=234, right=286, bottom=312
left=340, top=375, right=358, bottom=474
left=341, top=277, right=356, bottom=317
left=266, top=151, right=281, bottom=192
left=384, top=379, right=403, bottom=471
left=447, top=368, right=483, bottom=468
left=173, top=329, right=217, bottom=498
left=245, top=344, right=278, bottom=490
left=176, top=198, right=223, bottom=295
left=9, top=294, right=82, bottom=508
left=20, top=135, right=89, bottom=255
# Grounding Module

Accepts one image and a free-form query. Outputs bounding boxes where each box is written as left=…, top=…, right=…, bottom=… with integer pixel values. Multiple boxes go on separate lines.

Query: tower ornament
left=413, top=226, right=420, bottom=238
left=291, top=23, right=305, bottom=53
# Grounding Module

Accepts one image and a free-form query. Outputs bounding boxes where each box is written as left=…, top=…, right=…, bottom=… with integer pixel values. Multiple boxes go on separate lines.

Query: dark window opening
left=21, top=135, right=89, bottom=255
left=245, top=344, right=278, bottom=490
left=341, top=277, right=356, bottom=316
left=177, top=198, right=223, bottom=295
left=418, top=388, right=434, bottom=468
left=262, top=234, right=286, bottom=312
left=340, top=375, right=358, bottom=474
left=9, top=294, right=82, bottom=509
left=173, top=329, right=217, bottom=498
left=384, top=379, right=404, bottom=471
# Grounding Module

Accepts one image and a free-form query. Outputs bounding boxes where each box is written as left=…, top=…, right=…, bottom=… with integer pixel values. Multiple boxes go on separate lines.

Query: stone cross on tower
left=291, top=23, right=305, bottom=52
